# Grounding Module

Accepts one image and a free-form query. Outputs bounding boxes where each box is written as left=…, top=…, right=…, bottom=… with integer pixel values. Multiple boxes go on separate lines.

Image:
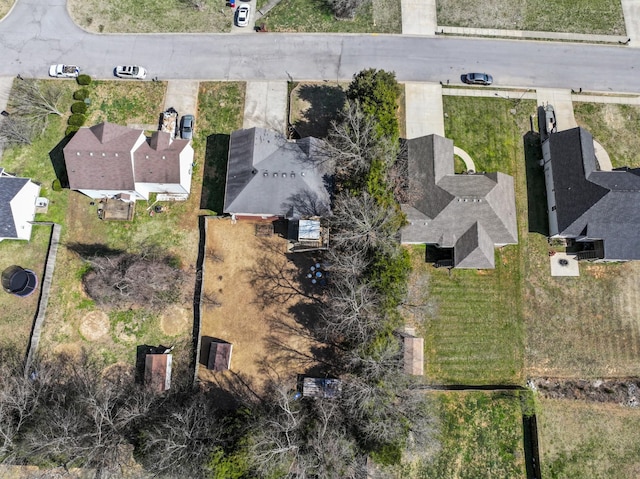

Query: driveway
left=404, top=82, right=444, bottom=138
left=243, top=81, right=288, bottom=133
left=164, top=80, right=199, bottom=118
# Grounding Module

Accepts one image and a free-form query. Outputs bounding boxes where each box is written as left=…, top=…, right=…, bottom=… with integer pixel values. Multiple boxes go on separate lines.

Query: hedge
left=77, top=74, right=92, bottom=86
left=71, top=102, right=87, bottom=114
left=73, top=89, right=89, bottom=101
left=68, top=114, right=86, bottom=127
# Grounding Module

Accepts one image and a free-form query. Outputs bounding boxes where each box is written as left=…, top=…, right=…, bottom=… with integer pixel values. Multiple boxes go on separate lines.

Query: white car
left=49, top=64, right=79, bottom=78
left=115, top=65, right=147, bottom=80
left=236, top=5, right=250, bottom=27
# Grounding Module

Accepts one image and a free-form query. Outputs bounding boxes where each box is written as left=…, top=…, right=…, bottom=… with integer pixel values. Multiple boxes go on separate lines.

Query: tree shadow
left=247, top=239, right=326, bottom=308
left=200, top=133, right=229, bottom=213
left=202, top=370, right=264, bottom=408
left=65, top=242, right=124, bottom=258
left=523, top=131, right=549, bottom=235
left=49, top=133, right=74, bottom=188
left=292, top=83, right=346, bottom=139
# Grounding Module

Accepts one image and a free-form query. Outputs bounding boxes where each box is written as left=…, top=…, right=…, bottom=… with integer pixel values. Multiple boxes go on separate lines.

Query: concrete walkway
left=621, top=0, right=640, bottom=47
left=437, top=26, right=628, bottom=44
left=243, top=81, right=288, bottom=133
left=402, top=0, right=436, bottom=35
left=404, top=82, right=444, bottom=137
left=453, top=146, right=476, bottom=172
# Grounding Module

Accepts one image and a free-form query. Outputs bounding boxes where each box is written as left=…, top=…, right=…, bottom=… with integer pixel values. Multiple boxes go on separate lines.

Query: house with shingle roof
left=0, top=169, right=40, bottom=242
left=542, top=126, right=640, bottom=261
left=223, top=127, right=331, bottom=219
left=400, top=134, right=518, bottom=269
left=63, top=122, right=193, bottom=201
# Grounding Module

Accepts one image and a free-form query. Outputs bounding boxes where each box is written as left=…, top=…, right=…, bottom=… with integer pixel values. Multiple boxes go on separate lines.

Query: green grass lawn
left=538, top=398, right=640, bottom=478
left=573, top=102, right=640, bottom=169
left=262, top=0, right=401, bottom=33
left=437, top=0, right=625, bottom=35
left=198, top=82, right=245, bottom=214
left=66, top=0, right=232, bottom=33
left=409, top=97, right=535, bottom=385
left=413, top=391, right=527, bottom=479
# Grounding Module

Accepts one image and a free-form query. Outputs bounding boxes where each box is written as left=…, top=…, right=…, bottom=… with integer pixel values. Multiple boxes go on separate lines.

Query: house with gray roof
left=400, top=134, right=518, bottom=269
left=0, top=169, right=40, bottom=242
left=223, top=127, right=331, bottom=218
left=542, top=126, right=640, bottom=261
left=63, top=122, right=193, bottom=201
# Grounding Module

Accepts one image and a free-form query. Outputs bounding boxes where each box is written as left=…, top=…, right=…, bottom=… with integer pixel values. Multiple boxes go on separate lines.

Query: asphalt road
left=2, top=0, right=640, bottom=93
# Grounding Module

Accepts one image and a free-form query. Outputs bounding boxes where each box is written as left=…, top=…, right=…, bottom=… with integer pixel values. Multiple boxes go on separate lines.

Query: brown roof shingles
left=64, top=123, right=142, bottom=190
left=134, top=132, right=189, bottom=184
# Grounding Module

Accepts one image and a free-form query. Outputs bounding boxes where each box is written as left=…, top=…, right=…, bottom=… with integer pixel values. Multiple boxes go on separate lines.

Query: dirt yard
left=198, top=217, right=326, bottom=397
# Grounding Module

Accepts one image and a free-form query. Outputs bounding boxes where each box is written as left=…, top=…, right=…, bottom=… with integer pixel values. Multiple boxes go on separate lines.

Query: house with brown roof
left=401, top=134, right=518, bottom=269
left=63, top=122, right=193, bottom=201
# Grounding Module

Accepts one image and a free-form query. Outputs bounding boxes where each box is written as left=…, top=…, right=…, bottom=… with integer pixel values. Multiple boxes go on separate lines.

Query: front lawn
left=573, top=102, right=640, bottom=168
left=66, top=0, right=232, bottom=33
left=437, top=0, right=625, bottom=35
left=262, top=0, right=401, bottom=33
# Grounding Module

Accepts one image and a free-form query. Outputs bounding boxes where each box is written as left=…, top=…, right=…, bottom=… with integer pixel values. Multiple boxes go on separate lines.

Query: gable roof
left=401, top=134, right=518, bottom=268
left=0, top=172, right=39, bottom=241
left=64, top=122, right=143, bottom=190
left=546, top=127, right=640, bottom=260
left=223, top=128, right=330, bottom=217
left=134, top=131, right=190, bottom=184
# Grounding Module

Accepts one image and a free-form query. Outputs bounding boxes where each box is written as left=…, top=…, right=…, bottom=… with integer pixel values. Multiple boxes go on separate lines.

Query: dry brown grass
left=524, top=235, right=640, bottom=378
left=66, top=0, right=232, bottom=33
left=538, top=397, right=640, bottom=478
left=199, top=218, right=326, bottom=395
left=0, top=0, right=14, bottom=19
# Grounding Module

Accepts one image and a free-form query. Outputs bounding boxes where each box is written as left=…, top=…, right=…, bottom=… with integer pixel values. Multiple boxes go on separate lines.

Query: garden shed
left=145, top=351, right=172, bottom=392
left=207, top=341, right=233, bottom=371
left=301, top=377, right=342, bottom=399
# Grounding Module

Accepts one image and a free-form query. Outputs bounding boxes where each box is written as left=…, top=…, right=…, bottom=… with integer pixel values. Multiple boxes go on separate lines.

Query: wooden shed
left=403, top=335, right=424, bottom=376
left=301, top=377, right=342, bottom=399
left=145, top=353, right=172, bottom=392
left=207, top=342, right=232, bottom=371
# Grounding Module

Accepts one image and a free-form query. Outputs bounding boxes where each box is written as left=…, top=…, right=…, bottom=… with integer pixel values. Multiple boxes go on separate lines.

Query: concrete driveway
left=404, top=82, right=444, bottom=138
left=243, top=81, right=288, bottom=133
left=164, top=80, right=199, bottom=117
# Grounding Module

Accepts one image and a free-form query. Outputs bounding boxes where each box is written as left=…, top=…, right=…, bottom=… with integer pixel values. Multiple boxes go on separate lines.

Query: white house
left=63, top=122, right=193, bottom=201
left=0, top=169, right=40, bottom=242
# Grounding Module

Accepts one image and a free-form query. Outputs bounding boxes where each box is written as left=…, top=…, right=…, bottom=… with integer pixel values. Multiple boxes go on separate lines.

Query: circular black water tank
left=2, top=266, right=38, bottom=297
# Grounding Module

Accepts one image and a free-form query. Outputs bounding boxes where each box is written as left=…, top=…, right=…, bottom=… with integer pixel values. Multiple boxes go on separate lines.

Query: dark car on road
left=180, top=114, right=194, bottom=140
left=463, top=73, right=493, bottom=85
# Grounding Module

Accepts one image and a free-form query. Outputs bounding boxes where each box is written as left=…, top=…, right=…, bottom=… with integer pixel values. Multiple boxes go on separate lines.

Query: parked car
left=114, top=65, right=147, bottom=80
left=236, top=5, right=250, bottom=27
left=49, top=64, right=79, bottom=78
left=463, top=73, right=493, bottom=85
left=180, top=114, right=195, bottom=140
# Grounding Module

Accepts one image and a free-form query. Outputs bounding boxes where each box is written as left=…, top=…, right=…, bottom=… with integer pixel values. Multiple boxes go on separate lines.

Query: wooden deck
left=99, top=199, right=135, bottom=221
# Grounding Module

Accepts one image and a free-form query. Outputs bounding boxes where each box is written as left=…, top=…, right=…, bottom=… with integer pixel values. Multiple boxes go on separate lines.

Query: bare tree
left=138, top=392, right=224, bottom=477
left=9, top=78, right=63, bottom=126
left=323, top=101, right=398, bottom=189
left=331, top=191, right=400, bottom=256
left=321, top=274, right=382, bottom=344
left=80, top=251, right=188, bottom=309
left=0, top=116, right=39, bottom=146
left=22, top=352, right=154, bottom=478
